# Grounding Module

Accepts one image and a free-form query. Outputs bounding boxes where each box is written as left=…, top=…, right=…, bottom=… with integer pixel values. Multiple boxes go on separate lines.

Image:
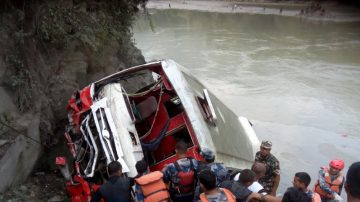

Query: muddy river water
left=133, top=9, right=360, bottom=194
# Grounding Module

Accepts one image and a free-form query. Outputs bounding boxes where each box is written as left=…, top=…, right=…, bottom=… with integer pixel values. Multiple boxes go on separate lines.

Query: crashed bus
left=57, top=59, right=260, bottom=201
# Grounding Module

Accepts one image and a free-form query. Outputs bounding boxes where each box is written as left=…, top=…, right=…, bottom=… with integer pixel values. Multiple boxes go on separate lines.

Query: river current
left=133, top=9, right=360, bottom=194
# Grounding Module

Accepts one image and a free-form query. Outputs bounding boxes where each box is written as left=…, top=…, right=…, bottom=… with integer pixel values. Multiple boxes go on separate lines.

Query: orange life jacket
left=200, top=188, right=236, bottom=202
left=135, top=171, right=170, bottom=202
left=314, top=166, right=344, bottom=199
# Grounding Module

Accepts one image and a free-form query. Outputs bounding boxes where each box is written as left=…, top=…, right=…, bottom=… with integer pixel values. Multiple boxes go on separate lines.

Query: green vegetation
left=0, top=0, right=148, bottom=112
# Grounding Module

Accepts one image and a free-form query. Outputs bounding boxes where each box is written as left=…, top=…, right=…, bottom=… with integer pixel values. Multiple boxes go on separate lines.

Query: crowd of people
left=90, top=141, right=360, bottom=202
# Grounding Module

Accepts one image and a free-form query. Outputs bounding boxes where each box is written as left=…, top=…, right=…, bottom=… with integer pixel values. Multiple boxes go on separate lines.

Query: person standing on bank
left=313, top=159, right=345, bottom=202
left=162, top=141, right=198, bottom=202
left=255, top=140, right=280, bottom=196
left=91, top=161, right=133, bottom=202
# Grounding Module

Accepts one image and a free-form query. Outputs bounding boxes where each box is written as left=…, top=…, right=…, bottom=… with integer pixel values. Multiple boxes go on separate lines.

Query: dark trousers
left=170, top=191, right=194, bottom=202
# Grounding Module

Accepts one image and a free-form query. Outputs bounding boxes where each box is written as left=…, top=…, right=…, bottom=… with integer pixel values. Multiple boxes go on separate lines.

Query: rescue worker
left=233, top=162, right=267, bottom=194
left=91, top=161, right=132, bottom=202
left=255, top=140, right=281, bottom=196
left=220, top=169, right=263, bottom=202
left=198, top=148, right=229, bottom=185
left=223, top=169, right=286, bottom=202
left=162, top=141, right=198, bottom=201
left=134, top=160, right=170, bottom=202
left=134, top=160, right=148, bottom=202
left=195, top=148, right=230, bottom=200
left=345, top=162, right=360, bottom=202
left=293, top=172, right=321, bottom=202
left=313, top=159, right=345, bottom=202
left=198, top=170, right=236, bottom=202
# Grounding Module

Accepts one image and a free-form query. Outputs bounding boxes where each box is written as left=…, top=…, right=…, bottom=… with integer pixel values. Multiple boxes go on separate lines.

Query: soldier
left=255, top=140, right=280, bottom=196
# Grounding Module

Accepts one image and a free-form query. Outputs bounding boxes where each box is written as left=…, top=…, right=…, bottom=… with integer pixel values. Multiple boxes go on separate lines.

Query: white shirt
left=234, top=173, right=266, bottom=194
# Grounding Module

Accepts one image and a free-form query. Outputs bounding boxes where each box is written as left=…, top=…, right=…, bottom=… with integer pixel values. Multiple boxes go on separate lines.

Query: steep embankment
left=0, top=0, right=151, bottom=200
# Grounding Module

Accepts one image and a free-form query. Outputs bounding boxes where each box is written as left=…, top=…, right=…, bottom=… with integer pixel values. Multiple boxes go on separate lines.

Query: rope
left=140, top=83, right=164, bottom=140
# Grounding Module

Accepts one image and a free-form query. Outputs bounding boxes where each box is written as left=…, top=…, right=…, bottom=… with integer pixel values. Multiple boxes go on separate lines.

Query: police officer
left=194, top=148, right=229, bottom=201
left=255, top=140, right=280, bottom=196
left=162, top=141, right=198, bottom=202
left=199, top=148, right=229, bottom=185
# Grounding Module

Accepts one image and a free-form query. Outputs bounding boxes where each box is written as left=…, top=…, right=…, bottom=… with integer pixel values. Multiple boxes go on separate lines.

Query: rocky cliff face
left=0, top=0, right=151, bottom=198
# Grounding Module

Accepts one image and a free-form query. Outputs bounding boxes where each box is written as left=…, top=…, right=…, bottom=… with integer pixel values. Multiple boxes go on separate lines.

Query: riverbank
left=146, top=0, right=360, bottom=22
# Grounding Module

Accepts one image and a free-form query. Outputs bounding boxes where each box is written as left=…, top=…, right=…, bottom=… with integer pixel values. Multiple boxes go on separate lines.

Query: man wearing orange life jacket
left=199, top=169, right=236, bottom=202
left=313, top=159, right=345, bottom=202
left=134, top=160, right=170, bottom=202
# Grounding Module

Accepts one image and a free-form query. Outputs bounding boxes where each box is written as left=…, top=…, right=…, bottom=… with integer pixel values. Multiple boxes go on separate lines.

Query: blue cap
left=200, top=148, right=215, bottom=160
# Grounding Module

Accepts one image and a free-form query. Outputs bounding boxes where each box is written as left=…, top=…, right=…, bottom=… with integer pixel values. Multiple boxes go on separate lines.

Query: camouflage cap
left=200, top=148, right=215, bottom=160
left=261, top=140, right=272, bottom=149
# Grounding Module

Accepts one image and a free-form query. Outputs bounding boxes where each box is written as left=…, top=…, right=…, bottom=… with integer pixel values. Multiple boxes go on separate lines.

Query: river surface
left=133, top=9, right=360, bottom=194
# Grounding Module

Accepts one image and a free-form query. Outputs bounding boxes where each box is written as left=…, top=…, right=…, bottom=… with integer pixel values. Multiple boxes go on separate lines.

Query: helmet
left=330, top=159, right=345, bottom=170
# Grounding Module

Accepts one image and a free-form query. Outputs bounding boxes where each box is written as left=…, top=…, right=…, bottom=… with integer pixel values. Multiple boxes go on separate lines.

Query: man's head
left=239, top=169, right=257, bottom=187
left=200, top=148, right=215, bottom=163
left=251, top=162, right=266, bottom=180
left=293, top=172, right=311, bottom=191
left=107, top=161, right=122, bottom=177
left=260, top=140, right=272, bottom=157
left=345, top=162, right=360, bottom=201
left=175, top=141, right=188, bottom=156
left=135, top=159, right=148, bottom=175
left=198, top=170, right=217, bottom=192
left=329, top=159, right=344, bottom=175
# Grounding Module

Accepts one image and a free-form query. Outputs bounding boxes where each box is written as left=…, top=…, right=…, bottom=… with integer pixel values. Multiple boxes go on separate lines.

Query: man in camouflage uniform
left=255, top=140, right=280, bottom=196
left=199, top=148, right=229, bottom=185
left=162, top=141, right=198, bottom=202
left=194, top=148, right=229, bottom=201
